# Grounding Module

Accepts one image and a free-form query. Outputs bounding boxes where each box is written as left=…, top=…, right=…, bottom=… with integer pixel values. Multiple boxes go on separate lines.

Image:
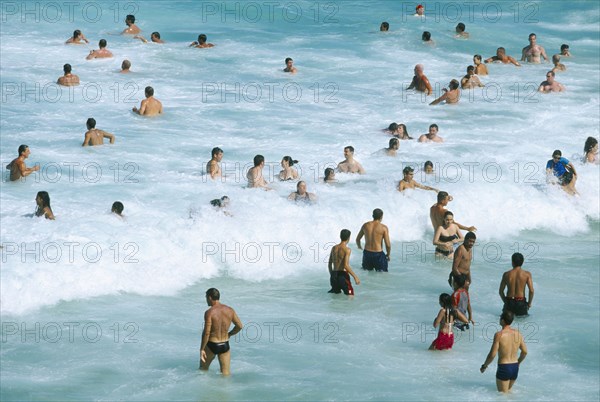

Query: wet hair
left=324, top=167, right=335, bottom=181
left=474, top=54, right=482, bottom=62
left=111, top=201, right=124, bottom=215
left=344, top=146, right=355, bottom=153
left=73, top=30, right=81, bottom=38
left=121, top=60, right=131, bottom=70
left=512, top=252, right=524, bottom=267
left=403, top=166, right=414, bottom=175
left=373, top=208, right=383, bottom=220
left=547, top=70, right=555, bottom=78
left=501, top=310, right=514, bottom=325
left=443, top=211, right=454, bottom=218
left=553, top=149, right=562, bottom=157
left=561, top=44, right=569, bottom=51
left=253, top=154, right=265, bottom=166
left=340, top=229, right=351, bottom=242
left=439, top=293, right=452, bottom=309
left=380, top=22, right=389, bottom=31
left=86, top=118, right=96, bottom=129
left=198, top=34, right=207, bottom=44
left=397, top=124, right=409, bottom=138
left=211, top=147, right=223, bottom=157
left=449, top=79, right=459, bottom=90
left=497, top=47, right=505, bottom=53
left=437, top=191, right=449, bottom=202
left=454, top=274, right=466, bottom=288
left=99, top=39, right=107, bottom=48
left=145, top=86, right=154, bottom=97
left=528, top=33, right=536, bottom=40
left=584, top=137, right=598, bottom=153
left=206, top=288, right=220, bottom=300
left=37, top=191, right=51, bottom=209
left=152, top=32, right=160, bottom=39
left=422, top=31, right=431, bottom=41
left=282, top=156, right=298, bottom=166
left=63, top=63, right=72, bottom=73
left=465, top=231, right=477, bottom=241
left=18, top=145, right=29, bottom=155
left=424, top=161, right=433, bottom=169
left=126, top=14, right=135, bottom=24
left=388, top=122, right=398, bottom=131
left=285, top=57, right=293, bottom=64
left=467, top=65, right=475, bottom=72
left=210, top=196, right=229, bottom=207
left=389, top=138, right=399, bottom=147
left=456, top=23, right=465, bottom=32
left=552, top=54, right=560, bottom=63
left=429, top=124, right=438, bottom=130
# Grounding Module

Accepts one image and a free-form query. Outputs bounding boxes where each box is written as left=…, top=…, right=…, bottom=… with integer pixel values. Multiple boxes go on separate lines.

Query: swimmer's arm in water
left=357, top=162, right=366, bottom=175
left=85, top=51, right=96, bottom=60
left=189, top=41, right=198, bottom=47
left=484, top=56, right=495, bottom=64
left=15, top=159, right=39, bottom=176
left=133, top=99, right=147, bottom=115
left=82, top=132, right=92, bottom=147
left=355, top=226, right=365, bottom=250
left=103, top=130, right=116, bottom=144
left=383, top=226, right=391, bottom=260
left=134, top=35, right=148, bottom=43
left=480, top=331, right=500, bottom=372
left=517, top=334, right=528, bottom=364
left=342, top=248, right=360, bottom=285
left=509, top=56, right=521, bottom=67
left=423, top=77, right=433, bottom=95
left=43, top=207, right=55, bottom=220
left=498, top=273, right=508, bottom=303
left=414, top=181, right=439, bottom=193
left=429, top=91, right=447, bottom=105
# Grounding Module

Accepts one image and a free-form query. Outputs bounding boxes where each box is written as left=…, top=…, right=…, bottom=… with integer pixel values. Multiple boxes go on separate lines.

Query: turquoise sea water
left=1, top=1, right=599, bottom=400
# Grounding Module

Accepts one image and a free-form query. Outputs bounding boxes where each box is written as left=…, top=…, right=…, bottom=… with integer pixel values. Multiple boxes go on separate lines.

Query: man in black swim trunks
left=328, top=229, right=360, bottom=295
left=356, top=209, right=391, bottom=272
left=499, top=253, right=534, bottom=316
left=200, top=288, right=243, bottom=376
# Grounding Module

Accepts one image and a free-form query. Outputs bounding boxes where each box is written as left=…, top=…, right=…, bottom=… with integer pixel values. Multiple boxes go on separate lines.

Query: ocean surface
left=1, top=1, right=599, bottom=400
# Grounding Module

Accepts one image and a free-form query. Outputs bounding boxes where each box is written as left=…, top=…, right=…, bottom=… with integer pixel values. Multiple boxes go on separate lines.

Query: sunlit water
left=1, top=1, right=599, bottom=400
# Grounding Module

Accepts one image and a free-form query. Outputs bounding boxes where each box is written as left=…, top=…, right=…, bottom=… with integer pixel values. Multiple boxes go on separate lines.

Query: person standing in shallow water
left=34, top=191, right=54, bottom=220
left=356, top=208, right=391, bottom=272
left=328, top=229, right=360, bottom=296
left=6, top=145, right=39, bottom=181
left=200, top=288, right=243, bottom=376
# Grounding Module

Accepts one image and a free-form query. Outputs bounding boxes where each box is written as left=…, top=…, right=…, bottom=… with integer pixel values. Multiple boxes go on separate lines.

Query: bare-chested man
left=450, top=231, right=476, bottom=287
left=398, top=166, right=438, bottom=193
left=65, top=29, right=88, bottom=45
left=461, top=66, right=484, bottom=89
left=337, top=146, right=365, bottom=174
left=119, top=60, right=131, bottom=74
left=538, top=71, right=565, bottom=93
left=122, top=14, right=141, bottom=35
left=82, top=118, right=115, bottom=146
left=86, top=39, right=113, bottom=60
left=328, top=229, right=360, bottom=295
left=247, top=155, right=271, bottom=190
left=407, top=64, right=433, bottom=95
left=473, top=55, right=488, bottom=76
left=500, top=253, right=534, bottom=317
left=133, top=86, right=163, bottom=116
left=57, top=64, right=80, bottom=86
left=283, top=57, right=297, bottom=74
left=430, top=191, right=477, bottom=232
left=356, top=208, right=391, bottom=272
left=418, top=124, right=443, bottom=143
left=480, top=311, right=528, bottom=393
left=200, top=288, right=243, bottom=376
left=521, top=33, right=548, bottom=63
left=551, top=55, right=566, bottom=73
left=6, top=145, right=39, bottom=181
left=207, top=147, right=223, bottom=179
left=485, top=47, right=521, bottom=67
left=381, top=138, right=399, bottom=157
left=430, top=79, right=461, bottom=105
left=135, top=31, right=164, bottom=44
left=190, top=34, right=214, bottom=48
left=455, top=22, right=469, bottom=38
left=559, top=44, right=571, bottom=57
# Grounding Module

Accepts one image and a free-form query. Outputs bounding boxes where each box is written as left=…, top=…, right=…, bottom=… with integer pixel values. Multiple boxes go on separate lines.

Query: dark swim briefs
left=362, top=250, right=388, bottom=272
left=328, top=271, right=354, bottom=295
left=207, top=341, right=230, bottom=355
left=496, top=362, right=519, bottom=381
left=436, top=247, right=451, bottom=256
left=504, top=297, right=529, bottom=316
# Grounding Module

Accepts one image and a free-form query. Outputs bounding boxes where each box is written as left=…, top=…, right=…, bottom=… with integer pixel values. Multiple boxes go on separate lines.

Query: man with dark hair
left=133, top=86, right=163, bottom=116
left=430, top=191, right=477, bottom=232
left=430, top=79, right=461, bottom=105
left=190, top=34, right=214, bottom=48
left=135, top=31, right=165, bottom=44
left=455, top=22, right=469, bottom=38
left=111, top=201, right=124, bottom=217
left=356, top=209, right=391, bottom=272
left=122, top=14, right=141, bottom=35
left=381, top=138, right=399, bottom=157
left=521, top=33, right=548, bottom=63
left=6, top=145, right=39, bottom=181
left=499, top=253, right=534, bottom=316
left=57, top=64, right=80, bottom=86
left=450, top=232, right=476, bottom=288
left=484, top=47, right=520, bottom=66
left=546, top=149, right=577, bottom=194
left=480, top=310, right=528, bottom=393
left=538, top=70, right=565, bottom=93
left=337, top=146, right=365, bottom=174
left=328, top=229, right=360, bottom=295
left=86, top=39, right=113, bottom=59
left=283, top=57, right=297, bottom=73
left=200, top=288, right=243, bottom=376
left=247, top=155, right=271, bottom=189
left=418, top=124, right=443, bottom=143
left=380, top=22, right=389, bottom=32
left=82, top=118, right=115, bottom=146
left=207, top=147, right=224, bottom=179
left=398, top=166, right=438, bottom=192
left=461, top=65, right=484, bottom=89
left=473, top=54, right=488, bottom=76
left=560, top=44, right=570, bottom=57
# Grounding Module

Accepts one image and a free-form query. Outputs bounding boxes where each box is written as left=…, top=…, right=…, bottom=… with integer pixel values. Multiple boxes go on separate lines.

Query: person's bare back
left=358, top=220, right=388, bottom=253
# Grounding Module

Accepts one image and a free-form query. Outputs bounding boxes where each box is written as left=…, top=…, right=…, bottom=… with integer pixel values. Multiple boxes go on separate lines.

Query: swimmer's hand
left=201, top=349, right=207, bottom=363
left=467, top=226, right=477, bottom=232
left=469, top=318, right=476, bottom=325
left=480, top=364, right=487, bottom=373
left=354, top=277, right=360, bottom=285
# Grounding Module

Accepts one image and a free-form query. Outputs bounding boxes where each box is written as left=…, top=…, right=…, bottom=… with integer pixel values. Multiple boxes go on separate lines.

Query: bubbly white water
left=1, top=1, right=599, bottom=400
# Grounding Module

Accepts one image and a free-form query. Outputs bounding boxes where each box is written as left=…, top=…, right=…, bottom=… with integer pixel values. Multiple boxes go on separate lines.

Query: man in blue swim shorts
left=356, top=208, right=391, bottom=272
left=480, top=311, right=528, bottom=393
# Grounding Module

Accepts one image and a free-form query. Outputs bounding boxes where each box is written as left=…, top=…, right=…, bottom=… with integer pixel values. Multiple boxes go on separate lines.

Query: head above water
left=448, top=79, right=459, bottom=90
left=388, top=122, right=398, bottom=131
left=253, top=154, right=265, bottom=167
left=282, top=156, right=298, bottom=166
left=340, top=229, right=351, bottom=242
left=437, top=191, right=449, bottom=203
left=439, top=293, right=452, bottom=309
left=99, top=39, right=107, bottom=48
left=73, top=29, right=82, bottom=38
left=500, top=310, right=514, bottom=325
left=206, top=288, right=220, bottom=301
left=380, top=22, right=389, bottom=31
left=422, top=31, right=431, bottom=41
left=402, top=166, right=414, bottom=176
left=198, top=34, right=207, bottom=44
left=456, top=22, right=466, bottom=32
left=464, top=231, right=476, bottom=242
left=145, top=86, right=154, bottom=97
left=63, top=63, right=72, bottom=74
left=512, top=252, right=524, bottom=267
left=389, top=138, right=399, bottom=148
left=18, top=144, right=29, bottom=156
left=344, top=146, right=355, bottom=154
left=211, top=147, right=223, bottom=157
left=372, top=208, right=383, bottom=220
left=121, top=60, right=131, bottom=70
left=111, top=201, right=124, bottom=215
left=126, top=14, right=135, bottom=24
left=324, top=167, right=335, bottom=181
left=584, top=137, right=598, bottom=153
left=86, top=117, right=96, bottom=129
left=36, top=191, right=51, bottom=208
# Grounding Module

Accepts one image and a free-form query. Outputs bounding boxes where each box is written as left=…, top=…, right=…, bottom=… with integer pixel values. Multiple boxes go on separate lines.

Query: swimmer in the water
left=57, top=63, right=80, bottom=86
left=559, top=44, right=571, bottom=57
left=433, top=211, right=463, bottom=258
left=430, top=191, right=477, bottom=232
left=207, top=147, right=223, bottom=179
left=190, top=34, right=214, bottom=48
left=328, top=229, right=360, bottom=296
left=135, top=31, right=164, bottom=43
left=521, top=33, right=548, bottom=64
left=385, top=123, right=412, bottom=140
left=120, top=60, right=132, bottom=74
left=430, top=79, right=461, bottom=105
left=407, top=64, right=433, bottom=95
left=6, top=145, right=39, bottom=181
left=356, top=208, right=391, bottom=272
left=429, top=293, right=469, bottom=351
left=380, top=22, right=389, bottom=32
left=324, top=167, right=337, bottom=183
left=111, top=201, right=124, bottom=217
left=455, top=23, right=469, bottom=38
left=66, top=29, right=89, bottom=44
left=461, top=66, right=484, bottom=89
left=122, top=14, right=141, bottom=35
left=422, top=31, right=434, bottom=46
left=473, top=55, right=488, bottom=76
left=34, top=191, right=55, bottom=220
left=583, top=137, right=599, bottom=164
left=337, top=146, right=365, bottom=174
left=279, top=156, right=299, bottom=181
left=247, top=155, right=271, bottom=190
left=499, top=252, right=534, bottom=317
left=538, top=71, right=565, bottom=93
left=288, top=181, right=317, bottom=204
left=418, top=124, right=444, bottom=143
left=82, top=118, right=115, bottom=146
left=86, top=39, right=113, bottom=60
left=381, top=138, right=400, bottom=157
left=485, top=47, right=521, bottom=67
left=132, top=86, right=163, bottom=116
left=283, top=57, right=297, bottom=74
left=398, top=166, right=439, bottom=193
left=551, top=55, right=566, bottom=73
left=414, top=4, right=424, bottom=16
left=424, top=161, right=434, bottom=174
